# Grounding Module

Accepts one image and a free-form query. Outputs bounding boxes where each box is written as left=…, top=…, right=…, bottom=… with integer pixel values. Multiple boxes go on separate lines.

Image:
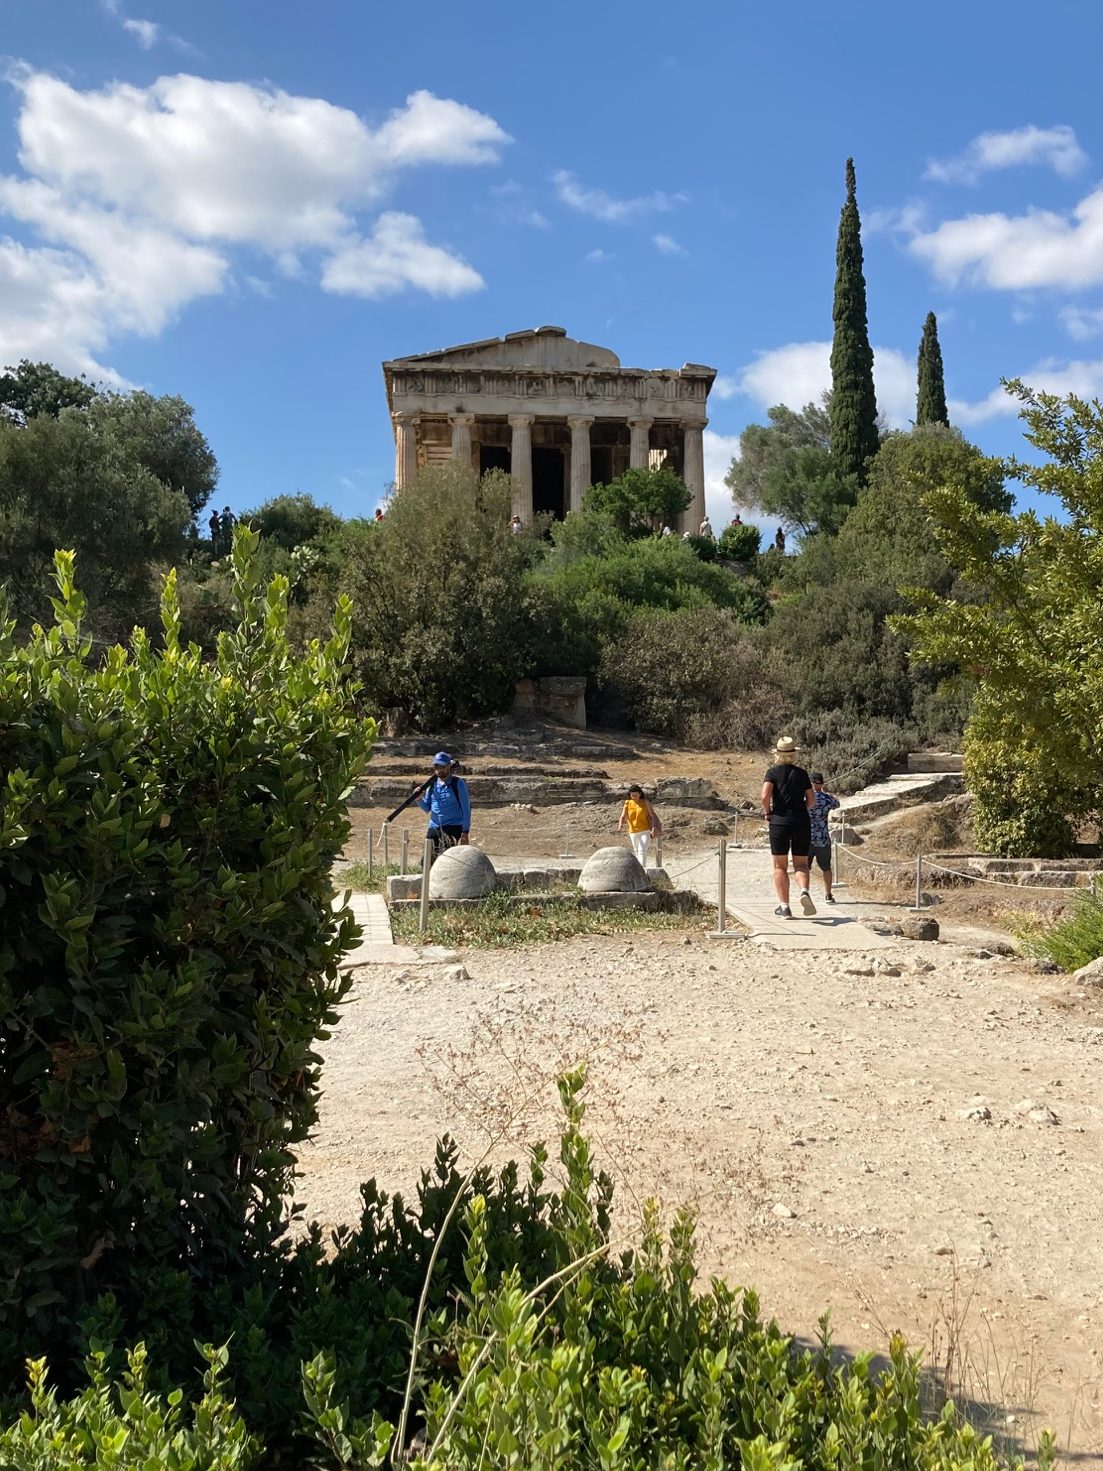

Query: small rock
left=444, top=963, right=471, bottom=982
left=843, top=964, right=876, bottom=977
left=911, top=960, right=936, bottom=974
left=1015, top=1098, right=1059, bottom=1125
left=701, top=817, right=731, bottom=837
left=965, top=947, right=994, bottom=960
left=956, top=1099, right=993, bottom=1122
left=872, top=959, right=901, bottom=976
left=771, top=1202, right=796, bottom=1219
left=1071, top=956, right=1103, bottom=987
left=901, top=915, right=940, bottom=942
left=933, top=1244, right=954, bottom=1257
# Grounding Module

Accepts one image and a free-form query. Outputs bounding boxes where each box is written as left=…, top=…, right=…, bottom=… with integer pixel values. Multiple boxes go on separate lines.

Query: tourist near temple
left=382, top=326, right=716, bottom=532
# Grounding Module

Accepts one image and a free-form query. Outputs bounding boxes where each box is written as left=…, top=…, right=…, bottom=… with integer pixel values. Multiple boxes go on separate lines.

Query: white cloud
left=653, top=232, right=686, bottom=255
left=0, top=177, right=227, bottom=333
left=909, top=185, right=1103, bottom=291
left=491, top=181, right=549, bottom=230
left=0, top=69, right=506, bottom=372
left=12, top=73, right=506, bottom=249
left=711, top=374, right=738, bottom=399
left=925, top=125, right=1087, bottom=185
left=1060, top=304, right=1103, bottom=340
left=122, top=17, right=159, bottom=48
left=0, top=237, right=119, bottom=381
left=585, top=247, right=613, bottom=264
left=552, top=169, right=684, bottom=223
left=952, top=356, right=1103, bottom=424
left=703, top=429, right=744, bottom=530
left=732, top=340, right=915, bottom=428
left=320, top=213, right=483, bottom=298
left=865, top=200, right=929, bottom=237
left=372, top=89, right=509, bottom=168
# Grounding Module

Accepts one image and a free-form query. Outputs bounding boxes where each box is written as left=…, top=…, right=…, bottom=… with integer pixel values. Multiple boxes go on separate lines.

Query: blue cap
left=433, top=751, right=453, bottom=766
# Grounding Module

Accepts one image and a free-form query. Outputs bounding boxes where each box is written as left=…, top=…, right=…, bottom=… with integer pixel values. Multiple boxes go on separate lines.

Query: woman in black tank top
left=761, top=737, right=816, bottom=919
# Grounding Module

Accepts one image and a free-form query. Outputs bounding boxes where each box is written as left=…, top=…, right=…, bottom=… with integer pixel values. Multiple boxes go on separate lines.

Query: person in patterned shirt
left=809, top=772, right=841, bottom=904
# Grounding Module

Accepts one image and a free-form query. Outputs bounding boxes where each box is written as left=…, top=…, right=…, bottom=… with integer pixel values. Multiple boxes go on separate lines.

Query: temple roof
left=385, top=327, right=620, bottom=373
left=382, top=328, right=717, bottom=414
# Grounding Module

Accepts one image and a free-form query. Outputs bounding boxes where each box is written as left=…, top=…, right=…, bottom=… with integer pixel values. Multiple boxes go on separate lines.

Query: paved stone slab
left=664, top=848, right=898, bottom=951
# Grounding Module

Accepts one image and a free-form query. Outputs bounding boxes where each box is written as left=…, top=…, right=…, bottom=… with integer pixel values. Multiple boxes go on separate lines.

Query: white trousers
left=628, top=830, right=650, bottom=864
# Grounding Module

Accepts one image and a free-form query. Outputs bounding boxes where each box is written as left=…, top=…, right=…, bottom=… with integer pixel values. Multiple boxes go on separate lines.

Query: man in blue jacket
left=417, top=752, right=471, bottom=858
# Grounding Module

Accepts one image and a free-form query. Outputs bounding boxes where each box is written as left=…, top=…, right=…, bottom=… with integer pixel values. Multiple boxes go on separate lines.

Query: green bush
left=766, top=580, right=916, bottom=725
left=598, top=608, right=782, bottom=743
left=1, top=1076, right=1052, bottom=1470
left=340, top=464, right=535, bottom=728
left=1016, top=892, right=1103, bottom=972
left=683, top=532, right=717, bottom=561
left=718, top=522, right=762, bottom=561
left=790, top=709, right=917, bottom=794
left=583, top=467, right=690, bottom=536
left=1, top=1344, right=257, bottom=1470
left=0, top=534, right=374, bottom=1377
left=963, top=713, right=1079, bottom=857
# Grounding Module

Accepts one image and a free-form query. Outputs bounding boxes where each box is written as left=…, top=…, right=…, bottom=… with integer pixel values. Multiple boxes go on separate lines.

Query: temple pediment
left=386, top=326, right=620, bottom=373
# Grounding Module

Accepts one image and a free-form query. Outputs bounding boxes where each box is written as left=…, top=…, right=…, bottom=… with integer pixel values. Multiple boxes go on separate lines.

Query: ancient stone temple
left=382, top=327, right=716, bottom=532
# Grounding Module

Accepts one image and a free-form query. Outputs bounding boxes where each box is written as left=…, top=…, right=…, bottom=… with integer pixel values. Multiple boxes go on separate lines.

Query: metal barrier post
left=716, top=836, right=727, bottom=934
left=400, top=828, right=409, bottom=874
left=732, top=810, right=739, bottom=847
left=912, top=851, right=924, bottom=911
left=419, top=837, right=433, bottom=933
left=834, top=821, right=843, bottom=888
left=367, top=826, right=374, bottom=878
left=382, top=822, right=390, bottom=871
left=655, top=834, right=663, bottom=868
left=561, top=821, right=573, bottom=858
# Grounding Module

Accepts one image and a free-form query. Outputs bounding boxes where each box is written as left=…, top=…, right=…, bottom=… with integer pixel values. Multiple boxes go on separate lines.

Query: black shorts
left=768, top=818, right=811, bottom=858
left=810, top=841, right=832, bottom=871
left=427, top=824, right=464, bottom=854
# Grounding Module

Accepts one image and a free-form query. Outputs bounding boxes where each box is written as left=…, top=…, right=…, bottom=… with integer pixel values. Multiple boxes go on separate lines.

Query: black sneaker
left=774, top=904, right=792, bottom=918
left=825, top=893, right=836, bottom=905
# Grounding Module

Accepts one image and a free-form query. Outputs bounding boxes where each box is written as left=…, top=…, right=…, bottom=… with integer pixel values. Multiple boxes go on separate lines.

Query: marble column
left=508, top=414, right=534, bottom=522
left=567, top=415, right=593, bottom=514
left=450, top=412, right=475, bottom=468
left=394, top=413, right=419, bottom=490
left=682, top=419, right=707, bottom=534
left=628, top=416, right=652, bottom=470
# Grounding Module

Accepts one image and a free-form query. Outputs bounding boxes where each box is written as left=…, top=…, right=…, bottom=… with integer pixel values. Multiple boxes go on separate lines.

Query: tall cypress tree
left=829, top=158, right=879, bottom=484
left=916, top=310, right=949, bottom=426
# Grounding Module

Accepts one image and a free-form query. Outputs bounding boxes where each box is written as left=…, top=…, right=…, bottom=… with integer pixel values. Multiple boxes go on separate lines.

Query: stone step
left=842, top=771, right=963, bottom=823
left=906, top=752, right=964, bottom=774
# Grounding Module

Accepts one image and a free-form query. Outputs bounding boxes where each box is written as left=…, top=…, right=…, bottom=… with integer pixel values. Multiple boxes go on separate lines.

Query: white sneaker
left=799, top=890, right=817, bottom=916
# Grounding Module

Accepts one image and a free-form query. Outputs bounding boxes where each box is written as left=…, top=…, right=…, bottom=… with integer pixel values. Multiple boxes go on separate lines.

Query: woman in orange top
left=617, top=783, right=661, bottom=866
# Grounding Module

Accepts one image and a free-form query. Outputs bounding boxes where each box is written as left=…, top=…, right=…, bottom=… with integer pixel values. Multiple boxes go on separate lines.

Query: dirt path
left=296, top=904, right=1103, bottom=1462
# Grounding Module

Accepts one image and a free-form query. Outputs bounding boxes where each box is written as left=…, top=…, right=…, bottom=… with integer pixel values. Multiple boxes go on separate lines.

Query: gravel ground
left=295, top=921, right=1103, bottom=1462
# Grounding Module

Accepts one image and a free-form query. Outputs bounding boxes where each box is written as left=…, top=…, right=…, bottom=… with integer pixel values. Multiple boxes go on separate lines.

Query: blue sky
left=4, top=0, right=1103, bottom=527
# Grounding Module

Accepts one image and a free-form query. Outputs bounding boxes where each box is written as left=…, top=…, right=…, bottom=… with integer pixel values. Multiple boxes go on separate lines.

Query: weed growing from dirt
left=390, top=889, right=713, bottom=949
left=336, top=859, right=405, bottom=894
left=1014, top=891, right=1103, bottom=971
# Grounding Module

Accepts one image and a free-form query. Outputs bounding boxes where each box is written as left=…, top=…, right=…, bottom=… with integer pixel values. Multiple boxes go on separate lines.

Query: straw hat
left=774, top=736, right=800, bottom=754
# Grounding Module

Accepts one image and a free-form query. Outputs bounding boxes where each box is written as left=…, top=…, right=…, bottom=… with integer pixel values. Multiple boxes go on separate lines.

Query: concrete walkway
left=342, top=892, right=418, bottom=965
left=665, top=845, right=898, bottom=951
